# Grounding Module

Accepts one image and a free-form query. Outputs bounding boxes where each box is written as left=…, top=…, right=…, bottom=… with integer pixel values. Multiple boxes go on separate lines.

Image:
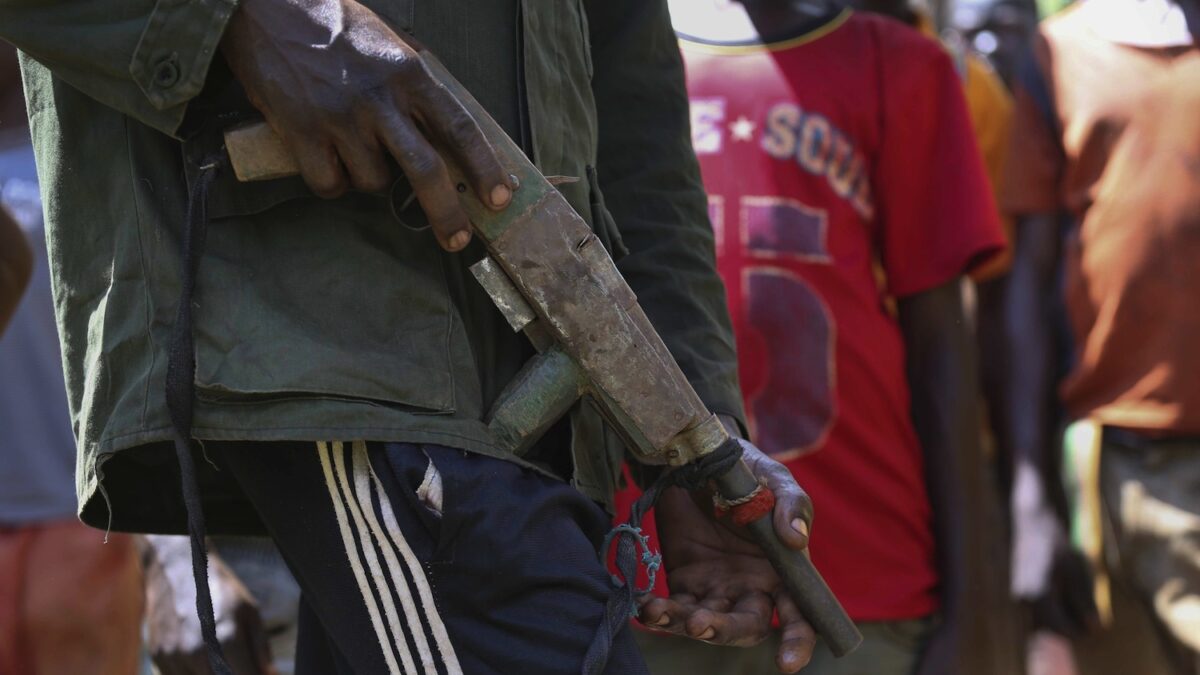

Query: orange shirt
left=1003, top=3, right=1200, bottom=433
left=917, top=12, right=1015, bottom=279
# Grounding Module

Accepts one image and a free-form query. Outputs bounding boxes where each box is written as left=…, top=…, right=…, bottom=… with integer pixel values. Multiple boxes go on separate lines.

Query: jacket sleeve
left=585, top=0, right=747, bottom=430
left=0, top=0, right=237, bottom=136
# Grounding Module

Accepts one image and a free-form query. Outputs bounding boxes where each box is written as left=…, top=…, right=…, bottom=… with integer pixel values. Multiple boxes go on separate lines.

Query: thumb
left=739, top=440, right=812, bottom=552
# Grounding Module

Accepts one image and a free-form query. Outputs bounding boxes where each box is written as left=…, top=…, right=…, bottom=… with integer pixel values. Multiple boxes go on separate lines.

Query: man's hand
left=640, top=441, right=817, bottom=674
left=221, top=0, right=517, bottom=251
left=141, top=535, right=278, bottom=675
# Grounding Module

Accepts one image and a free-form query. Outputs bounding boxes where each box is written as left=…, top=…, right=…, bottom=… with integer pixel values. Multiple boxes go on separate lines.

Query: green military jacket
left=0, top=0, right=744, bottom=534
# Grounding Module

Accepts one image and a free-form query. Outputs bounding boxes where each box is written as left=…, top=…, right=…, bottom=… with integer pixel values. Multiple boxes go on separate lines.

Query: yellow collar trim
left=678, top=8, right=853, bottom=55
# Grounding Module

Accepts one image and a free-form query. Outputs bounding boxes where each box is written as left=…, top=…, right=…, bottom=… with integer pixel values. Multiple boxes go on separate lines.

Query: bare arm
left=897, top=278, right=987, bottom=675
left=1003, top=214, right=1068, bottom=602
left=1004, top=214, right=1059, bottom=482
left=0, top=205, right=31, bottom=335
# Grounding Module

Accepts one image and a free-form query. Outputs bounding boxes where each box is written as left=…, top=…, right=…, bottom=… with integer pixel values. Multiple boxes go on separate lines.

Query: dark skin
left=0, top=43, right=32, bottom=336
left=220, top=0, right=817, bottom=667
left=898, top=280, right=992, bottom=675
left=1003, top=215, right=1059, bottom=512
left=1003, top=215, right=1101, bottom=637
left=220, top=0, right=517, bottom=252
left=643, top=428, right=816, bottom=673
left=676, top=3, right=993, bottom=672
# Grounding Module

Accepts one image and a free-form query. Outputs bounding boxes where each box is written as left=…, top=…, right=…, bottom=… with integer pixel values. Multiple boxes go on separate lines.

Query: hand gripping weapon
left=223, top=53, right=862, bottom=659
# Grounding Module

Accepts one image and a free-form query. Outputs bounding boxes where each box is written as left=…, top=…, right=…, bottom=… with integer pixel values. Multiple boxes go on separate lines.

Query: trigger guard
left=389, top=175, right=430, bottom=232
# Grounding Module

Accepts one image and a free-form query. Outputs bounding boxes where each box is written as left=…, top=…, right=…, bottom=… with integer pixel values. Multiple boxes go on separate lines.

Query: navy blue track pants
left=218, top=441, right=648, bottom=675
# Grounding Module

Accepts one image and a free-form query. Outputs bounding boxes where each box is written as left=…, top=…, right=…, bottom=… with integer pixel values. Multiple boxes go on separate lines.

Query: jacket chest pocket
left=191, top=191, right=459, bottom=414
left=177, top=129, right=459, bottom=415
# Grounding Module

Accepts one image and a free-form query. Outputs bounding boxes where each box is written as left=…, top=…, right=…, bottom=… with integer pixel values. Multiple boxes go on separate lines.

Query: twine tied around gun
left=584, top=437, right=774, bottom=675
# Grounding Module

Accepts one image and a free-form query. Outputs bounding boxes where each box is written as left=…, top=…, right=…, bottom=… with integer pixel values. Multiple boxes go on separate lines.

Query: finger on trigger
left=334, top=134, right=391, bottom=194
left=379, top=115, right=471, bottom=251
left=417, top=89, right=513, bottom=210
left=292, top=137, right=348, bottom=199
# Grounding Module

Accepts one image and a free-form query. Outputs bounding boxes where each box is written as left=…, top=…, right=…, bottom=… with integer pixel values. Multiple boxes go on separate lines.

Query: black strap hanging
left=165, top=154, right=234, bottom=675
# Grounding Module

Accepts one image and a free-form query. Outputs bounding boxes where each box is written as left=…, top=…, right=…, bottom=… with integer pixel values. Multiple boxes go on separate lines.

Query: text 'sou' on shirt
left=614, top=10, right=1004, bottom=621
left=1004, top=1, right=1200, bottom=434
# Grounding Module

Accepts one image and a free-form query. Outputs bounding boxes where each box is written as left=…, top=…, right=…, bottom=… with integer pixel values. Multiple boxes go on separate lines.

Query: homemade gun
left=223, top=53, right=862, bottom=657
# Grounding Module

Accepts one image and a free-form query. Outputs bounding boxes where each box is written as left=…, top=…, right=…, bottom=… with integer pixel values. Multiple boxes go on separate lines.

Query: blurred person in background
left=849, top=0, right=1021, bottom=495
left=1002, top=0, right=1200, bottom=673
left=951, top=0, right=1040, bottom=86
left=849, top=0, right=1015, bottom=282
left=0, top=41, right=142, bottom=675
left=846, top=5, right=1029, bottom=673
left=617, top=0, right=1007, bottom=673
left=142, top=534, right=296, bottom=675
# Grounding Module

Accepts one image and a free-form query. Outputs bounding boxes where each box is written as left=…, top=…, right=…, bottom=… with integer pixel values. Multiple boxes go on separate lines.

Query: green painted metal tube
left=486, top=346, right=585, bottom=455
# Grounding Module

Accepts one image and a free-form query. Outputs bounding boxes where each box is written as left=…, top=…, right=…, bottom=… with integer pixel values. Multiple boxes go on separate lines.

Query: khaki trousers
left=1074, top=435, right=1200, bottom=675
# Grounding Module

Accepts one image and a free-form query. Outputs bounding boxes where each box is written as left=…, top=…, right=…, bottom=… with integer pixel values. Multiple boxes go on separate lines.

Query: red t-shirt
left=614, top=10, right=1004, bottom=621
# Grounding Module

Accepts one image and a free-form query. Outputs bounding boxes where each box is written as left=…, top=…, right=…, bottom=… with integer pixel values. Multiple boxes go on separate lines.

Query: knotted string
left=582, top=437, right=744, bottom=675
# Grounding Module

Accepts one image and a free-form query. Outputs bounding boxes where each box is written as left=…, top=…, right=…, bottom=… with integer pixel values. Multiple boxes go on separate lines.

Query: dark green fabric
left=0, top=0, right=744, bottom=534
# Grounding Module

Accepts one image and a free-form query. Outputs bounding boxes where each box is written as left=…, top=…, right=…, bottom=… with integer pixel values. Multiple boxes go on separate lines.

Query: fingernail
left=448, top=230, right=471, bottom=251
left=508, top=173, right=520, bottom=190
left=653, top=614, right=670, bottom=626
left=791, top=518, right=809, bottom=537
left=491, top=184, right=512, bottom=208
left=698, top=627, right=716, bottom=640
